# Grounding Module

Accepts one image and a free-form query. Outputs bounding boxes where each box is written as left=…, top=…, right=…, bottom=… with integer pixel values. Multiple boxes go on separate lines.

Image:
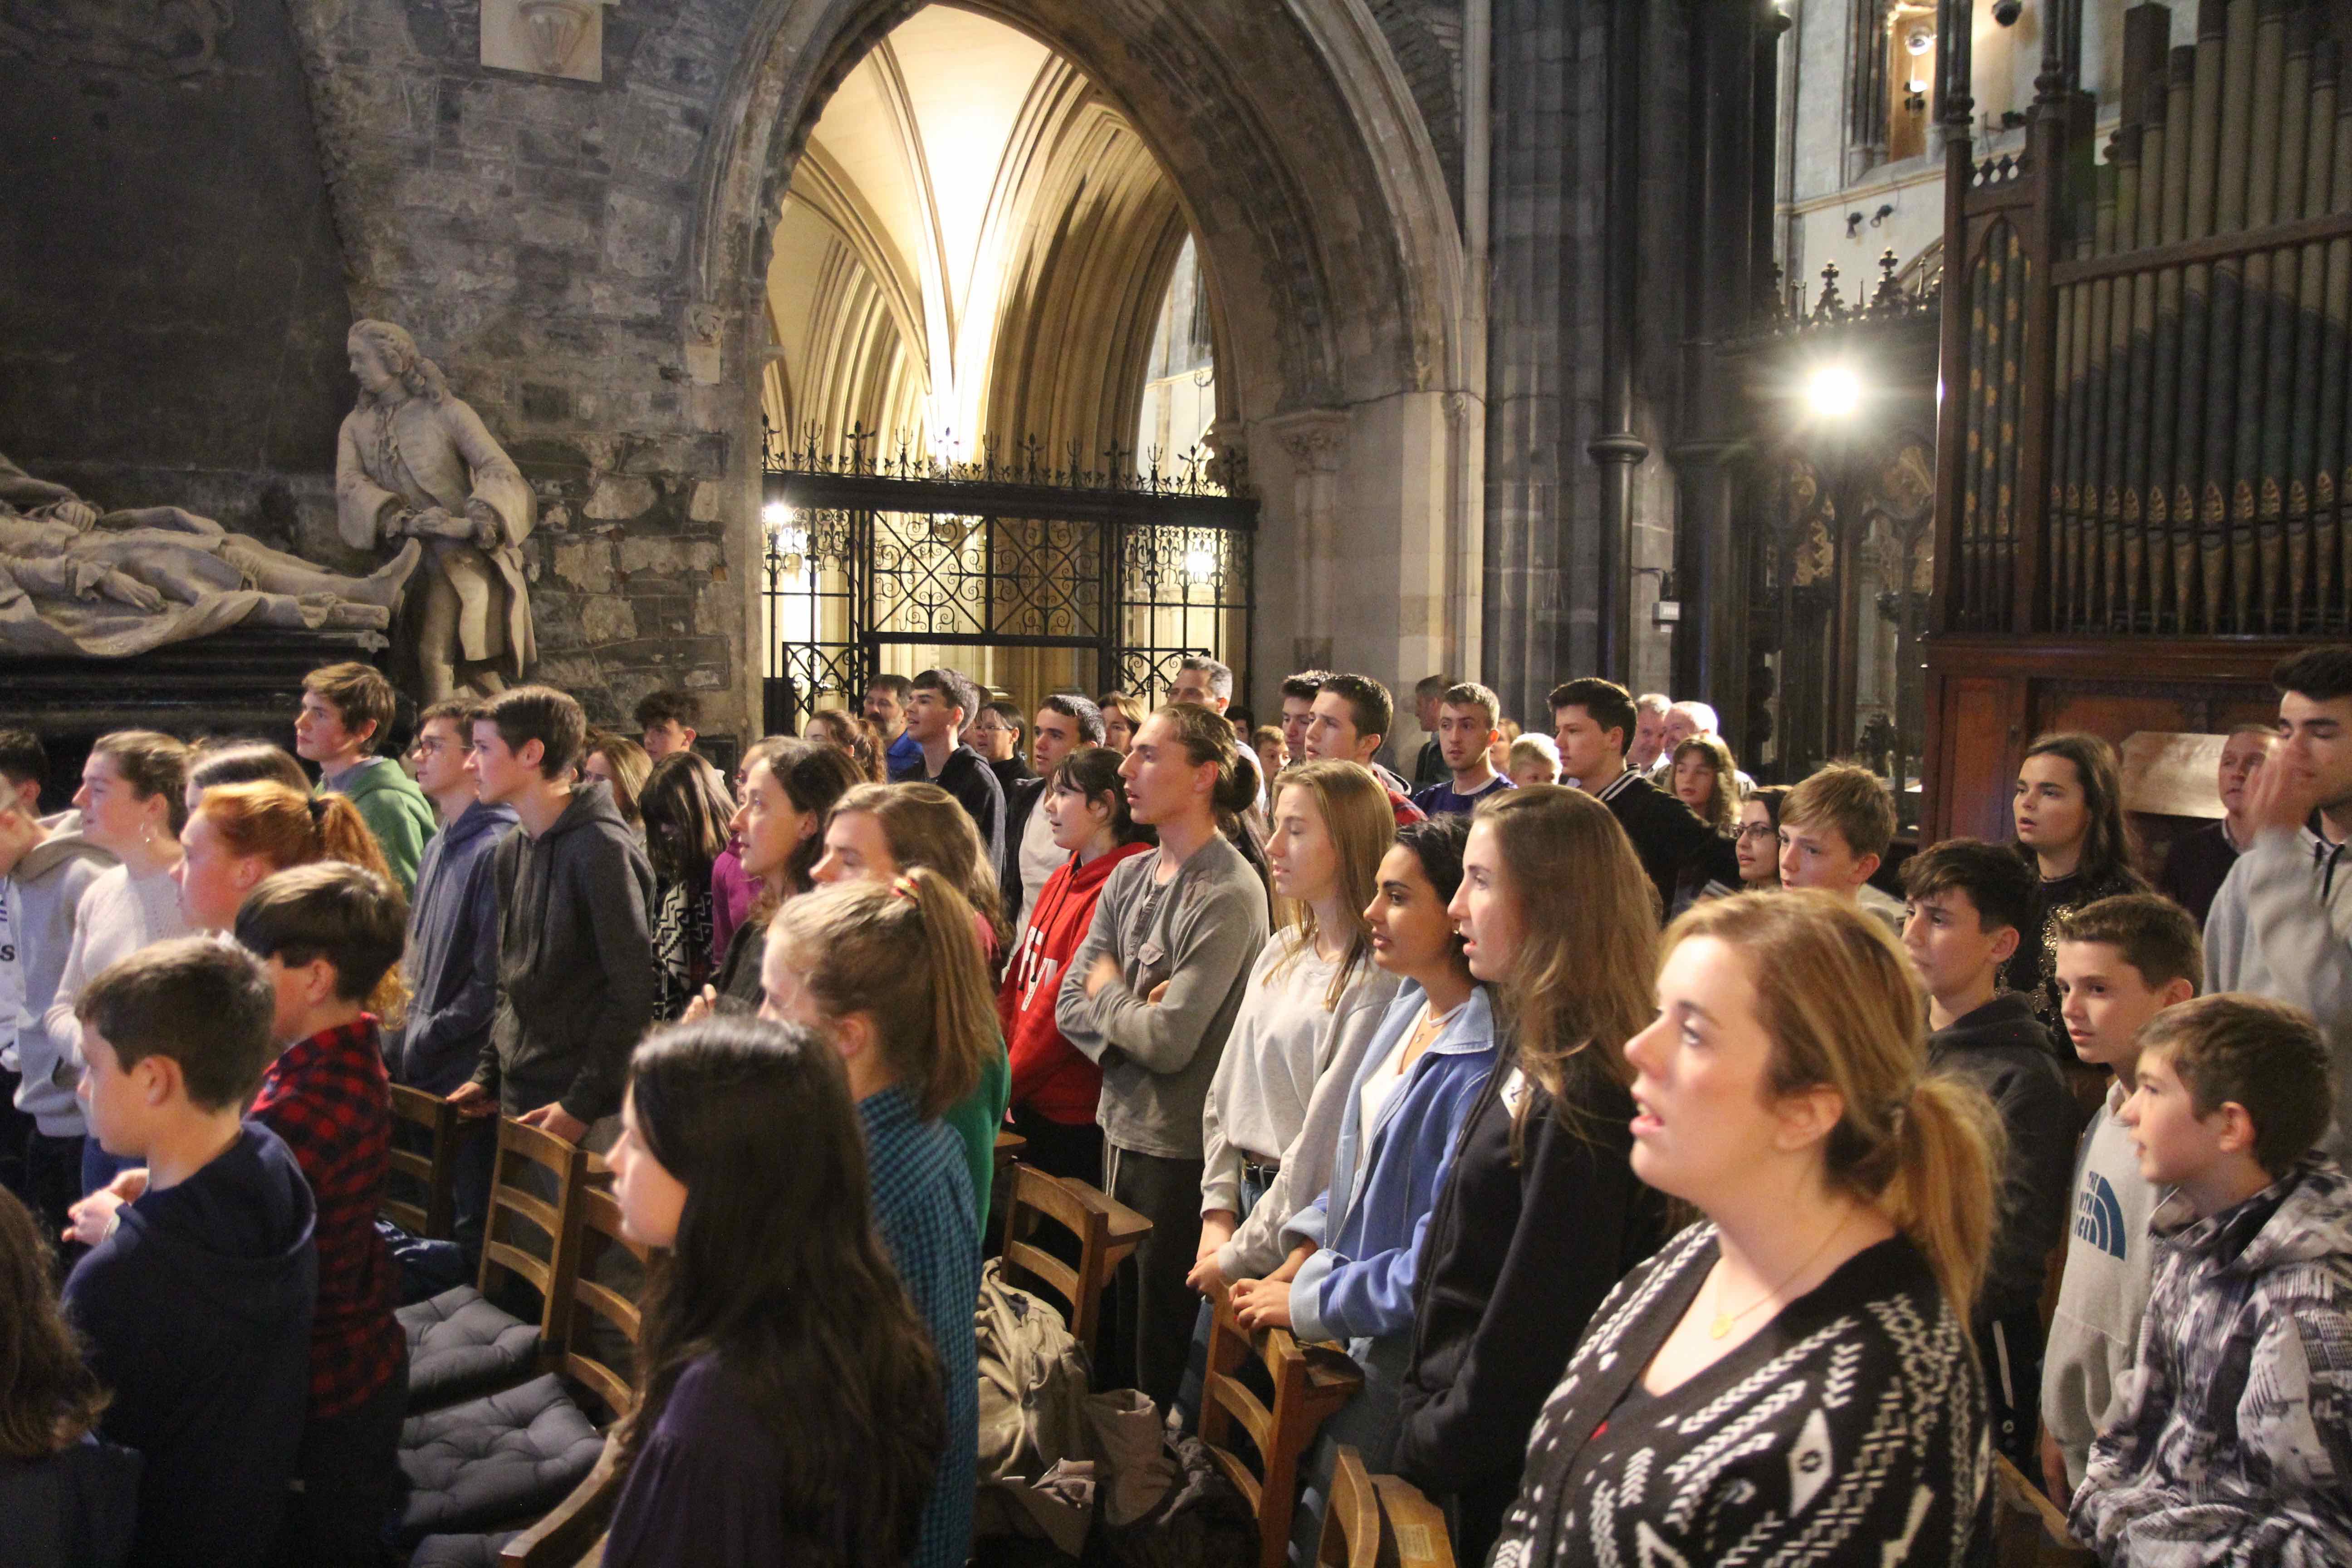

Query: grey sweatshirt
left=45, top=861, right=189, bottom=1078
left=1055, top=833, right=1269, bottom=1160
left=2041, top=1077, right=2164, bottom=1492
left=7, top=813, right=115, bottom=1134
left=2204, top=823, right=2352, bottom=1147
left=1215, top=956, right=1400, bottom=1281
left=473, top=782, right=657, bottom=1125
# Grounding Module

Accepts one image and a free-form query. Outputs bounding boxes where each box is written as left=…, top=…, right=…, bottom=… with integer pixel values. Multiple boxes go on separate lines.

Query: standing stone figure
left=336, top=320, right=537, bottom=701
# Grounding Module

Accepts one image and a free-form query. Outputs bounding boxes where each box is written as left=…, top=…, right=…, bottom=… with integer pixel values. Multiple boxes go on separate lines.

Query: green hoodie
left=324, top=756, right=435, bottom=896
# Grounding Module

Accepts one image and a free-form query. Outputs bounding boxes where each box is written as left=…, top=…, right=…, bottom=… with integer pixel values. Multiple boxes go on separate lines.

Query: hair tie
left=308, top=795, right=328, bottom=825
left=890, top=872, right=921, bottom=903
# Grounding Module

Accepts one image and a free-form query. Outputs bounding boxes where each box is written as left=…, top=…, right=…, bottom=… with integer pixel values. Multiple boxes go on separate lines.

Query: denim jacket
left=1282, top=983, right=1498, bottom=1346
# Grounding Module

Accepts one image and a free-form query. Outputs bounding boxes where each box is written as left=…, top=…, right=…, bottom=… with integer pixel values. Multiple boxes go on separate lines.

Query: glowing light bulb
left=1808, top=366, right=1862, bottom=418
left=1183, top=549, right=1218, bottom=579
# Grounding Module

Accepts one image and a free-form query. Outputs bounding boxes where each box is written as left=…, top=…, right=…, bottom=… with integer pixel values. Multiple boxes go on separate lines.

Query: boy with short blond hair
left=2071, top=992, right=2352, bottom=1561
left=1779, top=762, right=1903, bottom=931
left=60, top=937, right=315, bottom=1568
left=2039, top=893, right=2203, bottom=1501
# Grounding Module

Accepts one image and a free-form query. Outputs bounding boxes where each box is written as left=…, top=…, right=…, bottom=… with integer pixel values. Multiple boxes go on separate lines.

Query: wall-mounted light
left=1808, top=365, right=1863, bottom=419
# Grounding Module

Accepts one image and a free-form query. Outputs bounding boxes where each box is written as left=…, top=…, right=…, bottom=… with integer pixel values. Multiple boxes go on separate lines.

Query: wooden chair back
left=1315, top=1449, right=1457, bottom=1568
left=1317, top=1445, right=1379, bottom=1568
left=478, top=1118, right=588, bottom=1347
left=1368, top=1473, right=1454, bottom=1568
left=1991, top=1454, right=2098, bottom=1567
left=385, top=1084, right=460, bottom=1239
left=996, top=1163, right=1152, bottom=1360
left=1198, top=1283, right=1365, bottom=1568
left=559, top=1181, right=657, bottom=1422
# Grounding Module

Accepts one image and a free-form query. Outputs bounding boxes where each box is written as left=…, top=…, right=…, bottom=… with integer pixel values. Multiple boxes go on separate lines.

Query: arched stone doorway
left=694, top=0, right=1482, bottom=718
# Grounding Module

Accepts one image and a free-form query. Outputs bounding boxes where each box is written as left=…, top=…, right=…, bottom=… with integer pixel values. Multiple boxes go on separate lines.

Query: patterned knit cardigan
left=1491, top=1223, right=1993, bottom=1568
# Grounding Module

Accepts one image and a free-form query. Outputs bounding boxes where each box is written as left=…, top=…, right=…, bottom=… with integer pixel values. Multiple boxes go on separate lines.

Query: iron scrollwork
left=759, top=424, right=1256, bottom=723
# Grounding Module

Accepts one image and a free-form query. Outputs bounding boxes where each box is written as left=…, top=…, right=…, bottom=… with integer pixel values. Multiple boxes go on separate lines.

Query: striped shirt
left=860, top=1085, right=980, bottom=1568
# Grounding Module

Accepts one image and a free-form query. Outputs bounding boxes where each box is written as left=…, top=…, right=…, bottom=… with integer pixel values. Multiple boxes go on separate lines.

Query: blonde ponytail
left=1663, top=891, right=2002, bottom=1321
left=1878, top=1073, right=2004, bottom=1321
left=769, top=867, right=996, bottom=1120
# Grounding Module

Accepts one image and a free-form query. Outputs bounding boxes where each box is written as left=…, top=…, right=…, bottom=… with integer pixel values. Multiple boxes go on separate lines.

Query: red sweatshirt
left=997, top=841, right=1152, bottom=1125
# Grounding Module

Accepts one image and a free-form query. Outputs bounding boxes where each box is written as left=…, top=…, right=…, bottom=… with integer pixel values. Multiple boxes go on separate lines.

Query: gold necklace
left=1707, top=1209, right=1854, bottom=1340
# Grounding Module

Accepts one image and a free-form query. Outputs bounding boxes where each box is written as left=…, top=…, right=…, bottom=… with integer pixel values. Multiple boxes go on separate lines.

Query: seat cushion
left=407, top=1531, right=522, bottom=1568
left=396, top=1374, right=604, bottom=1546
left=398, top=1286, right=539, bottom=1409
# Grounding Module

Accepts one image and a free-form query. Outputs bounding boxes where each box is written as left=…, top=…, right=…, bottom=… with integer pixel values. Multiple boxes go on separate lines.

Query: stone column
left=1268, top=408, right=1350, bottom=672
left=1480, top=0, right=1582, bottom=724
left=1670, top=0, right=1779, bottom=753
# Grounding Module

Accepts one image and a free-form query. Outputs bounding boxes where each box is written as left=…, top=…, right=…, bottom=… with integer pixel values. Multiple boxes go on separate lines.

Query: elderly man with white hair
left=1647, top=699, right=1756, bottom=794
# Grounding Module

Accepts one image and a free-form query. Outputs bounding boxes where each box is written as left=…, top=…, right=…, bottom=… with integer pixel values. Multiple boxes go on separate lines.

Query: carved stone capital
left=1267, top=408, right=1350, bottom=474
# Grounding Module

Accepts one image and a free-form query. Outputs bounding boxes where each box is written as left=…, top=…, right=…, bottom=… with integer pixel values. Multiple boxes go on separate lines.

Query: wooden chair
left=1316, top=1448, right=1456, bottom=1568
left=399, top=1119, right=588, bottom=1411
left=557, top=1182, right=657, bottom=1421
left=1198, top=1283, right=1365, bottom=1568
left=995, top=1163, right=1152, bottom=1362
left=1317, top=1445, right=1381, bottom=1568
left=993, top=1127, right=1027, bottom=1186
left=497, top=1444, right=619, bottom=1567
left=1991, top=1453, right=2098, bottom=1568
left=478, top=1180, right=660, bottom=1566
left=385, top=1083, right=461, bottom=1240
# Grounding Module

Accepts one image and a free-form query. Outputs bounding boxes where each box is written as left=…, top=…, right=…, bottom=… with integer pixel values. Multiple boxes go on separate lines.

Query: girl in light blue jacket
left=1230, top=815, right=1496, bottom=1537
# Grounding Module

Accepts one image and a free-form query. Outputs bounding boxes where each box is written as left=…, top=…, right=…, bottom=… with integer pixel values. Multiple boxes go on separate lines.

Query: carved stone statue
left=0, top=453, right=420, bottom=658
left=335, top=320, right=537, bottom=701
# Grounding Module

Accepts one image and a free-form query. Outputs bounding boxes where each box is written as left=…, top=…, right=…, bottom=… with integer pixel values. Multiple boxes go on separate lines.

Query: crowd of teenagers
left=2, top=647, right=2351, bottom=1568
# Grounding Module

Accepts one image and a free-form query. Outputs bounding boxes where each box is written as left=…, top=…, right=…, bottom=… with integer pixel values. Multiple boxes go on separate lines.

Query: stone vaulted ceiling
left=762, top=4, right=1183, bottom=464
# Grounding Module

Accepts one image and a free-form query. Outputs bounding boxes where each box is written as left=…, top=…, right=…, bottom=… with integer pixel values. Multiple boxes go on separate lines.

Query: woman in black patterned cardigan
left=1491, top=891, right=2001, bottom=1568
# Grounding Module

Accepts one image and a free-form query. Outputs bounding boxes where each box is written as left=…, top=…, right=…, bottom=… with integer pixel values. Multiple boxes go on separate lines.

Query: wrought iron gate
left=758, top=430, right=1255, bottom=731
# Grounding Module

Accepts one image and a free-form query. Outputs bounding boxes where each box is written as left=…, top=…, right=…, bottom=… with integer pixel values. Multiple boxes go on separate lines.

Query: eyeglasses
left=1734, top=823, right=1779, bottom=843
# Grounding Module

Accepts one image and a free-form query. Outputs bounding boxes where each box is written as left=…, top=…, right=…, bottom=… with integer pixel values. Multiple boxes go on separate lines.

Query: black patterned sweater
left=1490, top=1225, right=1994, bottom=1568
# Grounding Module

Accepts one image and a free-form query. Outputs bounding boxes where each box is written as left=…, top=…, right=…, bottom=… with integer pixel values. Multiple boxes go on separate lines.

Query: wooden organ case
left=1922, top=0, right=2352, bottom=841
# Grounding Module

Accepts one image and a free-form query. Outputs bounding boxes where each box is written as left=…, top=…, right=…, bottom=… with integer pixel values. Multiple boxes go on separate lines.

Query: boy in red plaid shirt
left=237, top=861, right=410, bottom=1565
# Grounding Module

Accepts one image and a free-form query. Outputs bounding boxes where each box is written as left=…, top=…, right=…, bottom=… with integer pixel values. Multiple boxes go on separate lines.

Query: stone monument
left=335, top=320, right=538, bottom=701
left=0, top=453, right=420, bottom=658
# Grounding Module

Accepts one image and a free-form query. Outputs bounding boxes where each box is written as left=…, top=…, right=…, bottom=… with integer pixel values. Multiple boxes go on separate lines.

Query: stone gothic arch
left=279, top=0, right=1479, bottom=730
left=694, top=0, right=1483, bottom=711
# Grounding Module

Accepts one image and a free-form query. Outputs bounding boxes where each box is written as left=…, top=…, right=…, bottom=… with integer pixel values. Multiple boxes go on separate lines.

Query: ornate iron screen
left=758, top=431, right=1255, bottom=730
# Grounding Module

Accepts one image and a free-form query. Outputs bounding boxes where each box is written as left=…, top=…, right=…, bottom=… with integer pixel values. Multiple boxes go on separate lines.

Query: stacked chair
left=382, top=1112, right=655, bottom=1568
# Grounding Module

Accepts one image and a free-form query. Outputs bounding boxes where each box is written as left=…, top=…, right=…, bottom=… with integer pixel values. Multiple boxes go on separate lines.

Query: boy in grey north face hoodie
left=2072, top=995, right=2352, bottom=1565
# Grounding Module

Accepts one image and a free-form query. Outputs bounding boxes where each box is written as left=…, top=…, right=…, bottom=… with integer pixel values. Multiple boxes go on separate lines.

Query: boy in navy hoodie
left=1901, top=837, right=2083, bottom=1470
left=59, top=936, right=315, bottom=1568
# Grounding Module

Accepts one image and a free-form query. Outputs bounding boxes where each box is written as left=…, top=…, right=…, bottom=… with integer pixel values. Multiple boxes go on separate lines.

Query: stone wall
left=283, top=0, right=753, bottom=732
left=0, top=0, right=353, bottom=550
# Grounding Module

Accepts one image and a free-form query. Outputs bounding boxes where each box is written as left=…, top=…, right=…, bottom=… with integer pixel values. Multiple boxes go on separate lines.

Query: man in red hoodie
left=996, top=746, right=1151, bottom=1189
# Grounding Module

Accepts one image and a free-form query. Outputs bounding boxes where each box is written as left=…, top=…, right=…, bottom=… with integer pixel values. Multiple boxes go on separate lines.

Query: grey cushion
left=407, top=1531, right=521, bottom=1568
left=396, top=1374, right=603, bottom=1546
left=399, top=1286, right=539, bottom=1410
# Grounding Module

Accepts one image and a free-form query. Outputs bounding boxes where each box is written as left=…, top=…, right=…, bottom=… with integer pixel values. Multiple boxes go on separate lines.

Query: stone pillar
left=1268, top=408, right=1349, bottom=672
left=1670, top=0, right=1779, bottom=754
left=1480, top=0, right=1583, bottom=724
